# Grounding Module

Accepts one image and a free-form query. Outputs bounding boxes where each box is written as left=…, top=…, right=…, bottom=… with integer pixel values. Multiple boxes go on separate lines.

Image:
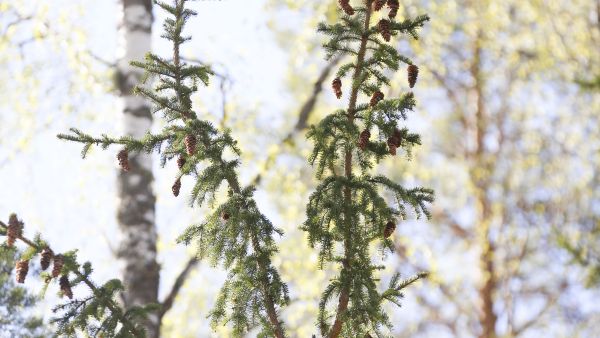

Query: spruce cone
left=15, top=260, right=29, bottom=284
left=117, top=149, right=130, bottom=172
left=387, top=137, right=399, bottom=155
left=172, top=178, right=181, bottom=197
left=177, top=155, right=186, bottom=169
left=387, top=0, right=399, bottom=18
left=407, top=64, right=419, bottom=88
left=373, top=0, right=386, bottom=11
left=384, top=221, right=396, bottom=238
left=185, top=134, right=196, bottom=156
left=60, top=275, right=73, bottom=299
left=370, top=91, right=384, bottom=107
left=338, top=0, right=355, bottom=15
left=358, top=130, right=371, bottom=150
left=378, top=19, right=391, bottom=42
left=40, top=247, right=54, bottom=271
left=6, top=214, right=20, bottom=247
left=52, top=254, right=64, bottom=278
left=392, top=128, right=403, bottom=146
left=222, top=212, right=230, bottom=221
left=332, top=77, right=342, bottom=99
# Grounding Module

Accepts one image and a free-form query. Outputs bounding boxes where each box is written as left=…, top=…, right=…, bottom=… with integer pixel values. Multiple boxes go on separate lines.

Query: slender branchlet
left=303, top=1, right=433, bottom=337
left=1, top=214, right=150, bottom=337
left=57, top=1, right=289, bottom=336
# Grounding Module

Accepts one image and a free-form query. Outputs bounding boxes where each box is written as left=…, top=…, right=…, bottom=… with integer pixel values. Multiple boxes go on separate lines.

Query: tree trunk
left=116, top=1, right=159, bottom=337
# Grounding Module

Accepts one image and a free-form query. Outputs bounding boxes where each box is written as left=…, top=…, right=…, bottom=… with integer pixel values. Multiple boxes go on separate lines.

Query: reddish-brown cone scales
left=387, top=0, right=399, bottom=18
left=338, top=0, right=355, bottom=15
left=387, top=136, right=399, bottom=155
left=52, top=254, right=64, bottom=278
left=407, top=64, right=419, bottom=88
left=177, top=155, right=186, bottom=169
left=357, top=130, right=370, bottom=150
left=15, top=260, right=29, bottom=283
left=40, top=248, right=53, bottom=271
left=185, top=134, right=196, bottom=156
left=332, top=77, right=342, bottom=99
left=370, top=91, right=384, bottom=107
left=60, top=275, right=73, bottom=299
left=6, top=214, right=20, bottom=247
left=222, top=212, right=230, bottom=221
left=378, top=19, right=391, bottom=42
left=117, top=149, right=130, bottom=172
left=384, top=221, right=396, bottom=238
left=373, top=0, right=386, bottom=11
left=172, top=178, right=181, bottom=197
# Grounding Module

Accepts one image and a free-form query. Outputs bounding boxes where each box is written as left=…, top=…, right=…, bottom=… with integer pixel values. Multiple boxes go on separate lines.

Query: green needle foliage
left=303, top=1, right=433, bottom=337
left=58, top=1, right=289, bottom=337
left=1, top=215, right=150, bottom=338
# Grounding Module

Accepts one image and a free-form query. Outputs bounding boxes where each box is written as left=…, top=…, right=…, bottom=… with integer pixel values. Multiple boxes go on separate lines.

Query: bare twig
left=159, top=256, right=199, bottom=319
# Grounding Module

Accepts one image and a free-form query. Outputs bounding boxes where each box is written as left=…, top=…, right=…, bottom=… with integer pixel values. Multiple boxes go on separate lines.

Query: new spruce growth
left=58, top=1, right=289, bottom=337
left=1, top=214, right=151, bottom=337
left=304, top=1, right=433, bottom=337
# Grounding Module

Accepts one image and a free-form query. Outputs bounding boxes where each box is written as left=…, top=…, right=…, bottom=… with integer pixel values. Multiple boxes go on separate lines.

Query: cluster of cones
left=331, top=66, right=418, bottom=101
left=6, top=215, right=73, bottom=299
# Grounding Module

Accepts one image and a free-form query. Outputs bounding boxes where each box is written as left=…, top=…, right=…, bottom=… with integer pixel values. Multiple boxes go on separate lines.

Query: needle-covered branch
left=0, top=214, right=151, bottom=337
left=304, top=1, right=433, bottom=337
left=58, top=1, right=289, bottom=336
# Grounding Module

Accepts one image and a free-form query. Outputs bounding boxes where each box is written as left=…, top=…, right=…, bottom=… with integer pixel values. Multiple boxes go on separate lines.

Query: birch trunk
left=116, top=1, right=159, bottom=337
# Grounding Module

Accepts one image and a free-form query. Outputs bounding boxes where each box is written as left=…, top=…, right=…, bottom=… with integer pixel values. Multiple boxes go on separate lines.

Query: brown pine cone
left=392, top=128, right=403, bottom=147
left=15, top=260, right=29, bottom=284
left=172, top=178, right=181, bottom=197
left=185, top=134, right=197, bottom=156
left=357, top=130, right=371, bottom=150
left=117, top=149, right=130, bottom=172
left=387, top=0, right=399, bottom=18
left=378, top=19, right=391, bottom=42
left=222, top=212, right=230, bottom=221
left=60, top=275, right=73, bottom=299
left=373, top=0, right=386, bottom=11
left=384, top=221, right=396, bottom=238
left=407, top=64, right=419, bottom=88
left=370, top=91, right=384, bottom=107
left=6, top=214, right=20, bottom=247
left=52, top=254, right=64, bottom=278
left=338, top=0, right=355, bottom=15
left=387, top=137, right=399, bottom=155
left=40, top=247, right=54, bottom=271
left=177, top=155, right=186, bottom=169
left=332, top=77, right=342, bottom=99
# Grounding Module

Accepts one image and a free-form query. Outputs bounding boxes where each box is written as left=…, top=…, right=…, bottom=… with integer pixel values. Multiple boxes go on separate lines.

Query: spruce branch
left=58, top=1, right=288, bottom=336
left=306, top=1, right=432, bottom=337
left=0, top=215, right=147, bottom=337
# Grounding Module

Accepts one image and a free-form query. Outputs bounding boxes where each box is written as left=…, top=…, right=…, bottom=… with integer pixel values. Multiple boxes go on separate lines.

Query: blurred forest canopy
left=0, top=0, right=599, bottom=337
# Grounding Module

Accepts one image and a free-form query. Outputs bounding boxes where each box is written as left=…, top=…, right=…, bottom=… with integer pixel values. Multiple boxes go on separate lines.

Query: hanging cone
left=172, top=178, right=181, bottom=197
left=15, top=260, right=29, bottom=284
left=6, top=214, right=20, bottom=247
left=357, top=130, right=371, bottom=150
left=373, top=0, right=386, bottom=11
left=52, top=254, right=64, bottom=278
left=40, top=247, right=54, bottom=271
left=387, top=0, right=399, bottom=18
left=117, top=149, right=130, bottom=172
left=378, top=19, right=391, bottom=42
left=338, top=0, right=355, bottom=15
left=222, top=212, right=230, bottom=221
left=407, top=64, right=419, bottom=88
left=387, top=137, right=398, bottom=155
left=177, top=155, right=186, bottom=169
left=392, top=128, right=403, bottom=147
left=332, top=77, right=342, bottom=99
left=384, top=221, right=396, bottom=238
left=185, top=134, right=197, bottom=156
left=370, top=91, right=384, bottom=107
left=60, top=275, right=73, bottom=299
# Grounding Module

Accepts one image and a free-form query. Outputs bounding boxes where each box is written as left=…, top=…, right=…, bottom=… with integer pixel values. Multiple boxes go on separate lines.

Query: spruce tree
left=303, top=1, right=433, bottom=337
left=58, top=1, right=289, bottom=336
